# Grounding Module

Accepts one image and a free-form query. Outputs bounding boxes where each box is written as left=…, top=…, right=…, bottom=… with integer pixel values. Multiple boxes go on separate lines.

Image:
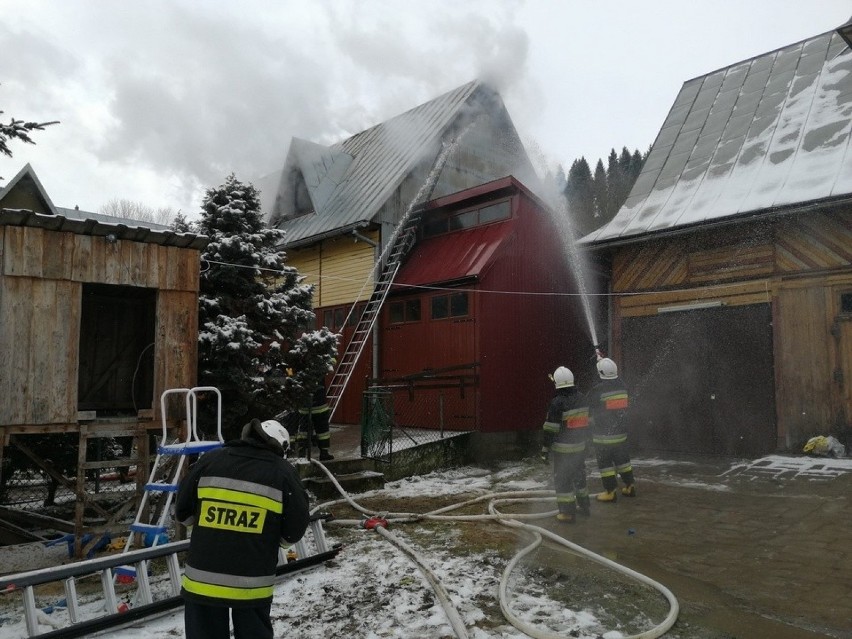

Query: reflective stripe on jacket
left=589, top=378, right=630, bottom=440
left=175, top=439, right=309, bottom=607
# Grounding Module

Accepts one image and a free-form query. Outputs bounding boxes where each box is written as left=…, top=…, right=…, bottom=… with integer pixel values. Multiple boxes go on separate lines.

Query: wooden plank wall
left=607, top=209, right=852, bottom=450
left=0, top=225, right=201, bottom=428
left=774, top=278, right=842, bottom=448
left=286, top=230, right=378, bottom=308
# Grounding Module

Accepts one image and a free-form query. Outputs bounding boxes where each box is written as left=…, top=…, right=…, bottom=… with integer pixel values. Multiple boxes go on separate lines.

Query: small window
left=389, top=302, right=404, bottom=324
left=450, top=292, right=469, bottom=316
left=431, top=295, right=449, bottom=319
left=323, top=310, right=333, bottom=329
left=841, top=292, right=852, bottom=315
left=431, top=293, right=469, bottom=319
left=405, top=299, right=421, bottom=321
left=348, top=303, right=365, bottom=327
left=334, top=308, right=345, bottom=330
left=479, top=200, right=510, bottom=224
left=449, top=210, right=477, bottom=231
left=389, top=299, right=421, bottom=324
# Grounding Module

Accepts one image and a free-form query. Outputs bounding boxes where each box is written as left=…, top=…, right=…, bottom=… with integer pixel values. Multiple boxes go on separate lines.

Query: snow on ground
left=2, top=454, right=848, bottom=638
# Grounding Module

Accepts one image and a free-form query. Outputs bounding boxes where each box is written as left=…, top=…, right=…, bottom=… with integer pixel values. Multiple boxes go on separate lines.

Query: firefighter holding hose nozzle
left=589, top=357, right=637, bottom=501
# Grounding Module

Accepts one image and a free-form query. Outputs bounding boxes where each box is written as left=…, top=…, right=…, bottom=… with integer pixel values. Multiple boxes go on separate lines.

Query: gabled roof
left=583, top=29, right=852, bottom=246
left=266, top=80, right=504, bottom=245
left=0, top=163, right=58, bottom=215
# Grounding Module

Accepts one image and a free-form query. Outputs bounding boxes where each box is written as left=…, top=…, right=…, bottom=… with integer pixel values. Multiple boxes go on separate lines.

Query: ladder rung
left=131, top=523, right=168, bottom=535
left=145, top=482, right=179, bottom=492
left=159, top=441, right=223, bottom=455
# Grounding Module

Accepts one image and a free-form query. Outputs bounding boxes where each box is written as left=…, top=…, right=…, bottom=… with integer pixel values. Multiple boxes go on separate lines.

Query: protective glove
left=539, top=447, right=550, bottom=464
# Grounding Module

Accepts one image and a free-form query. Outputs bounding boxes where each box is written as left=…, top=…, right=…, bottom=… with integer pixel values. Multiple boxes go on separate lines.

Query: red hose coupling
left=362, top=516, right=388, bottom=530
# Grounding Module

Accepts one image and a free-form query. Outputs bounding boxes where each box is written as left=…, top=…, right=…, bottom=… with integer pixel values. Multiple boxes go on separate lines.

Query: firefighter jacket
left=298, top=385, right=330, bottom=416
left=175, top=439, right=310, bottom=607
left=588, top=377, right=630, bottom=445
left=542, top=387, right=590, bottom=454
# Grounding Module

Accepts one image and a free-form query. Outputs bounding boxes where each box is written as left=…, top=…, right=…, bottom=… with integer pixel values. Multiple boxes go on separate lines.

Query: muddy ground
left=326, top=457, right=851, bottom=639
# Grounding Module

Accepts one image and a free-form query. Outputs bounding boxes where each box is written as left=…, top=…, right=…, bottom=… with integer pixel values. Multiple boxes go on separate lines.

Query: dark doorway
left=622, top=303, right=776, bottom=456
left=78, top=284, right=157, bottom=415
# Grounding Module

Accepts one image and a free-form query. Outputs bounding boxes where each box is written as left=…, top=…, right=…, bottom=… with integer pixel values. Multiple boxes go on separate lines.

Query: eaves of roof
left=0, top=208, right=209, bottom=250
left=581, top=193, right=852, bottom=251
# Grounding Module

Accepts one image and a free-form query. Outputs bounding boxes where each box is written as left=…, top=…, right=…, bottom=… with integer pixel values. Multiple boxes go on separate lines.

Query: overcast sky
left=1, top=1, right=850, bottom=217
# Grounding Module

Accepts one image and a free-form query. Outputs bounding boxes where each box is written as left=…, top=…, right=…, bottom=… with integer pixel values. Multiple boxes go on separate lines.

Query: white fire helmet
left=596, top=358, right=618, bottom=379
left=551, top=366, right=574, bottom=389
left=260, top=419, right=290, bottom=452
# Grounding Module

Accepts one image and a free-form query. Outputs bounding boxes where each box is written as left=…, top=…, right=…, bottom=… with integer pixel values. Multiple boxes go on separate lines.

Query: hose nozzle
left=594, top=346, right=605, bottom=361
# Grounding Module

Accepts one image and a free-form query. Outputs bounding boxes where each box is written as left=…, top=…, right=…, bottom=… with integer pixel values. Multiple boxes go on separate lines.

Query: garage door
left=621, top=303, right=776, bottom=456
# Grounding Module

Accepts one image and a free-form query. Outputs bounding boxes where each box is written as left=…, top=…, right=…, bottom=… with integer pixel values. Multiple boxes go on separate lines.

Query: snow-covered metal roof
left=583, top=29, right=852, bottom=246
left=267, top=80, right=484, bottom=244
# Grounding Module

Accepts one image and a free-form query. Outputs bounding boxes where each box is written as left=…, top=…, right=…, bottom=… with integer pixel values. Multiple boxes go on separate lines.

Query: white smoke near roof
left=0, top=1, right=532, bottom=214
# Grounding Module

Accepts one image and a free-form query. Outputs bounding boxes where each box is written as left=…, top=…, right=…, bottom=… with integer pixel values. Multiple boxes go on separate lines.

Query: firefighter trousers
left=552, top=450, right=589, bottom=515
left=595, top=440, right=634, bottom=492
left=184, top=599, right=273, bottom=639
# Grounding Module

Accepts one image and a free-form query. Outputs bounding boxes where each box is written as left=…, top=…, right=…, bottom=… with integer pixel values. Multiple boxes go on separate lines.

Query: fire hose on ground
left=310, top=459, right=679, bottom=639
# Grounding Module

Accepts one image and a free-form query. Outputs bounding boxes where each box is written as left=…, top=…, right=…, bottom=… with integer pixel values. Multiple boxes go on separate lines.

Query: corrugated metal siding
left=585, top=30, right=852, bottom=245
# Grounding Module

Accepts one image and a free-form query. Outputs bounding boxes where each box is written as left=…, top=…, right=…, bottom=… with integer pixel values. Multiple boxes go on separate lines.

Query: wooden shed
left=581, top=28, right=852, bottom=456
left=0, top=164, right=207, bottom=542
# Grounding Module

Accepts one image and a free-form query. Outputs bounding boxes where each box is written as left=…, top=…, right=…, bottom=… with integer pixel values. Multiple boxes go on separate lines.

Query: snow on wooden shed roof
left=583, top=28, right=852, bottom=246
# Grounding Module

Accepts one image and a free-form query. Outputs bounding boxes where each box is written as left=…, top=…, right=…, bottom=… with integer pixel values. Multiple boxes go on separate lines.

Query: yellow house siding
left=285, top=230, right=378, bottom=308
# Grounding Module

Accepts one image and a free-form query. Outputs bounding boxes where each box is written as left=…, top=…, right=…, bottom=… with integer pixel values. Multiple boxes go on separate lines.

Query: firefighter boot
left=319, top=449, right=335, bottom=462
left=597, top=489, right=618, bottom=502
left=555, top=505, right=576, bottom=524
left=621, top=484, right=636, bottom=497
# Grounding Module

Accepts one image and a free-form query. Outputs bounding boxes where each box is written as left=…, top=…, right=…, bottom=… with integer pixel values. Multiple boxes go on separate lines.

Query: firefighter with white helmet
left=589, top=357, right=636, bottom=501
left=176, top=418, right=309, bottom=639
left=541, top=365, right=591, bottom=523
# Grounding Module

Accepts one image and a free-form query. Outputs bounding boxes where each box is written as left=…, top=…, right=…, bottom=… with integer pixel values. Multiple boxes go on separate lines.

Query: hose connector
left=361, top=516, right=389, bottom=530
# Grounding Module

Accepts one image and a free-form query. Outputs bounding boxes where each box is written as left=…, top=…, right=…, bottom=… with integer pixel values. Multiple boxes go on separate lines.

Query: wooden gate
left=622, top=304, right=776, bottom=456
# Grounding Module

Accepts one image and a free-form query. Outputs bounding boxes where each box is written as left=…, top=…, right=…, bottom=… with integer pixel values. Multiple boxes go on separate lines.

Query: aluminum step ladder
left=115, top=387, right=224, bottom=579
left=0, top=513, right=340, bottom=639
left=326, top=125, right=475, bottom=420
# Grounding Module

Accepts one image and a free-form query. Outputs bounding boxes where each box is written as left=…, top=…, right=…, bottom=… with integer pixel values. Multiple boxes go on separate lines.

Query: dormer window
left=422, top=198, right=511, bottom=238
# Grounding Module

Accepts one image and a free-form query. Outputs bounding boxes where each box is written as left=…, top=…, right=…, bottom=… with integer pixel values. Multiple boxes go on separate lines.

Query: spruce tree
left=196, top=173, right=338, bottom=437
left=564, top=157, right=595, bottom=234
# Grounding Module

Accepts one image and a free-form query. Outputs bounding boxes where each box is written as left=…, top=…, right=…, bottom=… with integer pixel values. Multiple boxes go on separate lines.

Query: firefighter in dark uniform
left=176, top=418, right=309, bottom=639
left=590, top=357, right=636, bottom=501
left=540, top=366, right=591, bottom=523
left=296, top=384, right=334, bottom=461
